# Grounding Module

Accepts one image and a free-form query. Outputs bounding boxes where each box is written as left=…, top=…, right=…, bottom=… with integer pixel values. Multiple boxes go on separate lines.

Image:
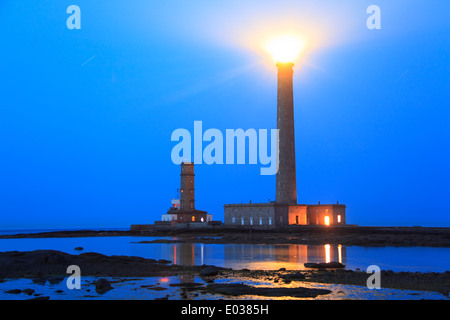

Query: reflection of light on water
left=160, top=278, right=169, bottom=283
left=201, top=244, right=204, bottom=265
left=338, top=245, right=342, bottom=264
left=174, top=246, right=177, bottom=265
left=325, top=244, right=331, bottom=263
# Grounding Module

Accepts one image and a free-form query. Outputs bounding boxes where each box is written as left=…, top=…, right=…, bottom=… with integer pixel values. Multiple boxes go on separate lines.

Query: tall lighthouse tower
left=275, top=62, right=297, bottom=205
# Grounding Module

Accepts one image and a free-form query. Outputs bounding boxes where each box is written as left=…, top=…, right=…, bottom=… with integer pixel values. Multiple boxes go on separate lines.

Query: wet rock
left=5, top=289, right=21, bottom=294
left=22, top=289, right=35, bottom=295
left=281, top=272, right=306, bottom=280
left=95, top=278, right=113, bottom=294
left=200, top=266, right=219, bottom=276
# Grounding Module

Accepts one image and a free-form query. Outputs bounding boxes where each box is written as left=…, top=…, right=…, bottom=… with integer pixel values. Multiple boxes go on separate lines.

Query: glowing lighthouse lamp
left=265, top=35, right=304, bottom=64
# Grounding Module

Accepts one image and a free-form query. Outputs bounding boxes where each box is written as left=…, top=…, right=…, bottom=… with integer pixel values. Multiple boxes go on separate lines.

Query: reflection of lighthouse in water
left=162, top=243, right=346, bottom=270
left=168, top=243, right=206, bottom=266
left=223, top=244, right=347, bottom=270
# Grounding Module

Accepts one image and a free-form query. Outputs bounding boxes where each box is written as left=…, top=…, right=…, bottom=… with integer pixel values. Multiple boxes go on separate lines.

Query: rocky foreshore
left=0, top=250, right=218, bottom=278
left=0, top=250, right=449, bottom=298
left=1, top=226, right=450, bottom=247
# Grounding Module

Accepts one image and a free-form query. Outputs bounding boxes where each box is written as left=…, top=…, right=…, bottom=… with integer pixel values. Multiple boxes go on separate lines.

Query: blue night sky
left=0, top=1, right=449, bottom=229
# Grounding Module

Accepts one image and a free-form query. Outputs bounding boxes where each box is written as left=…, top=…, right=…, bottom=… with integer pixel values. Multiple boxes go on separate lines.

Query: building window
left=324, top=216, right=330, bottom=226
left=201, top=217, right=204, bottom=222
left=337, top=215, right=341, bottom=223
left=241, top=218, right=245, bottom=225
left=269, top=217, right=272, bottom=225
left=259, top=217, right=262, bottom=225
left=250, top=217, right=253, bottom=225
left=232, top=217, right=235, bottom=223
left=192, top=216, right=195, bottom=222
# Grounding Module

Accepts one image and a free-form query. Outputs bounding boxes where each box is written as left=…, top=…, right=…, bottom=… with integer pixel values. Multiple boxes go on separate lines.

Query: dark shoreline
left=1, top=226, right=450, bottom=247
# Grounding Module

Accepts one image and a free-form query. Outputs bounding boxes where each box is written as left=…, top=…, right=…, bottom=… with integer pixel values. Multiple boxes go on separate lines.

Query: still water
left=0, top=236, right=449, bottom=272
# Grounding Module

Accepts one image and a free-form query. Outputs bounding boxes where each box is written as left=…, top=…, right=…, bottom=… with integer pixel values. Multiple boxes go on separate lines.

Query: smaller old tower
left=180, top=162, right=195, bottom=210
left=162, top=161, right=208, bottom=224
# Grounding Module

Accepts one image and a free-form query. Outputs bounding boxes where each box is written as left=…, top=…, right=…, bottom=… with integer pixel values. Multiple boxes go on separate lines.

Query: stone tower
left=275, top=62, right=297, bottom=205
left=180, top=162, right=195, bottom=210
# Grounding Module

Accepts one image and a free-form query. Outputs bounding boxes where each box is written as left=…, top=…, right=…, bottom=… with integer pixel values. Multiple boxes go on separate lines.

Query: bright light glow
left=265, top=35, right=304, bottom=63
left=325, top=244, right=331, bottom=263
left=324, top=216, right=330, bottom=226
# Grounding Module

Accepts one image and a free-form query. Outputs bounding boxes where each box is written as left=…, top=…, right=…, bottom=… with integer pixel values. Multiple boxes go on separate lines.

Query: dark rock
left=207, top=283, right=331, bottom=298
left=146, top=286, right=168, bottom=291
left=27, top=296, right=50, bottom=300
left=95, top=278, right=113, bottom=294
left=31, top=278, right=47, bottom=285
left=74, top=247, right=84, bottom=251
left=169, top=282, right=204, bottom=288
left=281, top=272, right=306, bottom=280
left=279, top=268, right=286, bottom=271
left=304, top=262, right=345, bottom=269
left=157, top=259, right=171, bottom=264
left=47, top=277, right=64, bottom=285
left=199, top=266, right=219, bottom=276
left=32, top=251, right=68, bottom=265
left=55, top=290, right=64, bottom=293
left=5, top=289, right=21, bottom=294
left=22, top=289, right=35, bottom=295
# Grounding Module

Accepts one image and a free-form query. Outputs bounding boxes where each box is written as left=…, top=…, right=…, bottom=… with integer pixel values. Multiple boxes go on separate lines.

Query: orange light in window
left=324, top=216, right=330, bottom=226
